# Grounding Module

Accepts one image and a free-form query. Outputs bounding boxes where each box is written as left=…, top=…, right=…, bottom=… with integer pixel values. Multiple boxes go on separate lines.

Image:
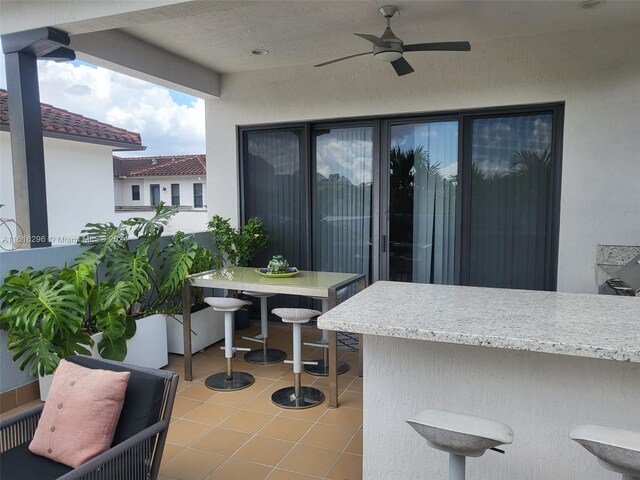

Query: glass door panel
left=313, top=126, right=373, bottom=282
left=388, top=121, right=458, bottom=284
left=243, top=129, right=306, bottom=269
left=468, top=113, right=554, bottom=290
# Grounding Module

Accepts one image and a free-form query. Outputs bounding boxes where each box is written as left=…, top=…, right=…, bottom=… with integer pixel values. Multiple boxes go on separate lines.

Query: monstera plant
left=0, top=203, right=208, bottom=376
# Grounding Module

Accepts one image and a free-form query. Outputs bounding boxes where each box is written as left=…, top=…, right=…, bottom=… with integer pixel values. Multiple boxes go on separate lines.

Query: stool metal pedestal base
left=304, top=359, right=350, bottom=376
left=244, top=346, right=287, bottom=365
left=271, top=386, right=325, bottom=409
left=205, top=371, right=255, bottom=391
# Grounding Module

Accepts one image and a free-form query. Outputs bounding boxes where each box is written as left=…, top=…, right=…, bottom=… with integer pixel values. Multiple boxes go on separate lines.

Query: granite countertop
left=318, top=281, right=640, bottom=363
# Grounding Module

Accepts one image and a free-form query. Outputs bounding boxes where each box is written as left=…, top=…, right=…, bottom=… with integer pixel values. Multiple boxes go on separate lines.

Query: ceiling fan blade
left=403, top=41, right=471, bottom=52
left=354, top=33, right=390, bottom=48
left=314, top=52, right=371, bottom=67
left=391, top=57, right=414, bottom=76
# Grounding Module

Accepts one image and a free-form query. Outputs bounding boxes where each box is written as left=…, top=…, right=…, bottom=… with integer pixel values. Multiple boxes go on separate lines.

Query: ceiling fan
left=314, top=5, right=471, bottom=76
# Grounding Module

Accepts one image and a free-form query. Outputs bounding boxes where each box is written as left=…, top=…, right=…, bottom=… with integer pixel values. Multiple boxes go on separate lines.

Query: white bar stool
left=304, top=296, right=349, bottom=376
left=406, top=409, right=514, bottom=480
left=203, top=297, right=254, bottom=391
left=241, top=291, right=287, bottom=364
left=271, top=308, right=325, bottom=409
left=570, top=425, right=640, bottom=480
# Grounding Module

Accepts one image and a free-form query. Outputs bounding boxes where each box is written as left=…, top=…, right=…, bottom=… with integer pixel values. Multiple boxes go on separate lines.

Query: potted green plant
left=157, top=231, right=223, bottom=354
left=207, top=215, right=269, bottom=329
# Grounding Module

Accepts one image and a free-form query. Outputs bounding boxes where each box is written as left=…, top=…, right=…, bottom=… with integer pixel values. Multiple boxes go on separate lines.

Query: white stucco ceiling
left=58, top=0, right=640, bottom=74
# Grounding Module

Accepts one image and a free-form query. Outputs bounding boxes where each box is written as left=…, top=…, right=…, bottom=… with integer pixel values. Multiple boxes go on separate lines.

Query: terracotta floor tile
left=337, top=390, right=362, bottom=410
left=182, top=402, right=237, bottom=426
left=178, top=383, right=218, bottom=402
left=160, top=447, right=225, bottom=480
left=344, top=430, right=363, bottom=455
left=166, top=419, right=212, bottom=446
left=207, top=378, right=273, bottom=407
left=207, top=457, right=272, bottom=480
left=260, top=380, right=293, bottom=396
left=278, top=444, right=340, bottom=477
left=241, top=393, right=283, bottom=415
left=191, top=427, right=252, bottom=456
left=299, top=423, right=356, bottom=452
left=326, top=453, right=363, bottom=480
left=318, top=407, right=363, bottom=429
left=346, top=377, right=363, bottom=392
left=161, top=442, right=185, bottom=465
left=258, top=416, right=314, bottom=442
left=172, top=397, right=204, bottom=417
left=277, top=403, right=327, bottom=422
left=267, top=469, right=322, bottom=479
left=218, top=409, right=275, bottom=434
left=158, top=475, right=178, bottom=480
left=250, top=364, right=290, bottom=380
left=233, top=435, right=294, bottom=466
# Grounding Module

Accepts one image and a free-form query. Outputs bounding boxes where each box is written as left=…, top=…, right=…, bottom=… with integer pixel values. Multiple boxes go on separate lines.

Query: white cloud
left=0, top=56, right=205, bottom=157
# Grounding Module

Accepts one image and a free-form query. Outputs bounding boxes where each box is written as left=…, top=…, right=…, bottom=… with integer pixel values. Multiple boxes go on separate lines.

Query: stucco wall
left=115, top=175, right=207, bottom=208
left=364, top=334, right=640, bottom=480
left=1, top=134, right=117, bottom=243
left=205, top=24, right=640, bottom=293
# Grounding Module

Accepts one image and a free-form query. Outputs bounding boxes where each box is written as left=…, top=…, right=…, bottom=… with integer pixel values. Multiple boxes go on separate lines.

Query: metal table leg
left=182, top=283, right=193, bottom=381
left=328, top=288, right=339, bottom=408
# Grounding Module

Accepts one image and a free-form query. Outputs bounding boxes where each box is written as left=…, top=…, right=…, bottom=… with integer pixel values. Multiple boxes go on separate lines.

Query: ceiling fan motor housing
left=373, top=43, right=403, bottom=62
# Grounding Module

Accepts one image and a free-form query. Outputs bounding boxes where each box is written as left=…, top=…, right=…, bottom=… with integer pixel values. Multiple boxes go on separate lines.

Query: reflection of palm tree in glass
left=469, top=148, right=553, bottom=289
left=389, top=145, right=456, bottom=282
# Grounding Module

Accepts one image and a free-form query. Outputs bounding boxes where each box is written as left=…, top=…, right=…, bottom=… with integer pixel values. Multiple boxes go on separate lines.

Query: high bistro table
left=182, top=267, right=366, bottom=407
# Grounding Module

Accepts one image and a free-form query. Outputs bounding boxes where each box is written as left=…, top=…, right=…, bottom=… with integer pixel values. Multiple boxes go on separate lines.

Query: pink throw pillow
left=29, top=359, right=131, bottom=468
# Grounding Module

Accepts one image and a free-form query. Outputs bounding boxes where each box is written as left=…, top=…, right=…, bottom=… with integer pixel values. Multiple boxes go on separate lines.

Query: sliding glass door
left=387, top=120, right=459, bottom=284
left=313, top=125, right=374, bottom=282
left=464, top=113, right=557, bottom=290
left=242, top=128, right=307, bottom=269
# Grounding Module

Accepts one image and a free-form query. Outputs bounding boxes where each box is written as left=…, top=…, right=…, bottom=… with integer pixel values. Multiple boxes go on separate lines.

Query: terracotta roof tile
left=113, top=154, right=206, bottom=177
left=0, top=89, right=143, bottom=150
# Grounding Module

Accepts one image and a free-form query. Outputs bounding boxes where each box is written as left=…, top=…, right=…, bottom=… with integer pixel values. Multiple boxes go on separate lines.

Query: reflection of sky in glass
left=316, top=127, right=373, bottom=184
left=391, top=121, right=459, bottom=179
left=247, top=132, right=300, bottom=175
left=472, top=115, right=552, bottom=175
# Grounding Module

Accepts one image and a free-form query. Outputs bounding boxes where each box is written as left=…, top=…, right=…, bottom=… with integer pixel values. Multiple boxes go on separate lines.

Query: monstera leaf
left=124, top=202, right=178, bottom=242
left=2, top=279, right=85, bottom=338
left=78, top=222, right=128, bottom=260
left=60, top=263, right=96, bottom=296
left=106, top=244, right=152, bottom=297
left=159, top=232, right=199, bottom=296
left=8, top=332, right=64, bottom=377
left=95, top=304, right=128, bottom=361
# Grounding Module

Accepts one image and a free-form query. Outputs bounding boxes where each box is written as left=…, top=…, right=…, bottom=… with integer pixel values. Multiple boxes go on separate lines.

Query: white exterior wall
left=364, top=335, right=640, bottom=480
left=1, top=134, right=117, bottom=242
left=114, top=175, right=206, bottom=208
left=206, top=25, right=640, bottom=294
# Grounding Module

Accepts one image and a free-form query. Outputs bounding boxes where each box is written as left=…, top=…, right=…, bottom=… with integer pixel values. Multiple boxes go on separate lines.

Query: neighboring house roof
left=0, top=88, right=144, bottom=151
left=113, top=154, right=206, bottom=177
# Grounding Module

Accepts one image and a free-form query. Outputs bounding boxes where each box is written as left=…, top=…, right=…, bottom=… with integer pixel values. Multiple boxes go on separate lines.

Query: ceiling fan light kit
left=314, top=4, right=471, bottom=76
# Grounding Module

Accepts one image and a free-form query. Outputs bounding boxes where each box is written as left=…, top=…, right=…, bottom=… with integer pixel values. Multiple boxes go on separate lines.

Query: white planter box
left=91, top=313, right=168, bottom=369
left=166, top=308, right=224, bottom=355
left=39, top=313, right=169, bottom=400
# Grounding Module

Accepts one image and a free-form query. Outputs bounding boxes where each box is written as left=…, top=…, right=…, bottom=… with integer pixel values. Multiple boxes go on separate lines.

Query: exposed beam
left=71, top=30, right=220, bottom=99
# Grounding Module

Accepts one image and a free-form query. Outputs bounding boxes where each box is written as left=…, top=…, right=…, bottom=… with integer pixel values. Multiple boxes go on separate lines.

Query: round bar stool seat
left=241, top=291, right=286, bottom=365
left=271, top=308, right=325, bottom=409
left=407, top=409, right=513, bottom=480
left=203, top=297, right=255, bottom=391
left=304, top=294, right=349, bottom=377
left=570, top=425, right=640, bottom=479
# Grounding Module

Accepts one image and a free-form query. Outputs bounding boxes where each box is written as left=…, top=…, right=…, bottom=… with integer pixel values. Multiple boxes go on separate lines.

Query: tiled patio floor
left=1, top=322, right=363, bottom=479
left=162, top=321, right=362, bottom=480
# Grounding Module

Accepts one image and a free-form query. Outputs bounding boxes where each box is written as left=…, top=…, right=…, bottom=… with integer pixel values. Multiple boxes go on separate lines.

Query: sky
left=0, top=46, right=205, bottom=158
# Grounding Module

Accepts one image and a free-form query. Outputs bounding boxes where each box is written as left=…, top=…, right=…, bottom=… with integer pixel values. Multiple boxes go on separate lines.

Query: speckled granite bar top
left=318, top=281, right=640, bottom=363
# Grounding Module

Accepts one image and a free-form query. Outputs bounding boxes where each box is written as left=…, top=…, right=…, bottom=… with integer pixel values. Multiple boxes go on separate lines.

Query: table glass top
left=188, top=267, right=363, bottom=294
